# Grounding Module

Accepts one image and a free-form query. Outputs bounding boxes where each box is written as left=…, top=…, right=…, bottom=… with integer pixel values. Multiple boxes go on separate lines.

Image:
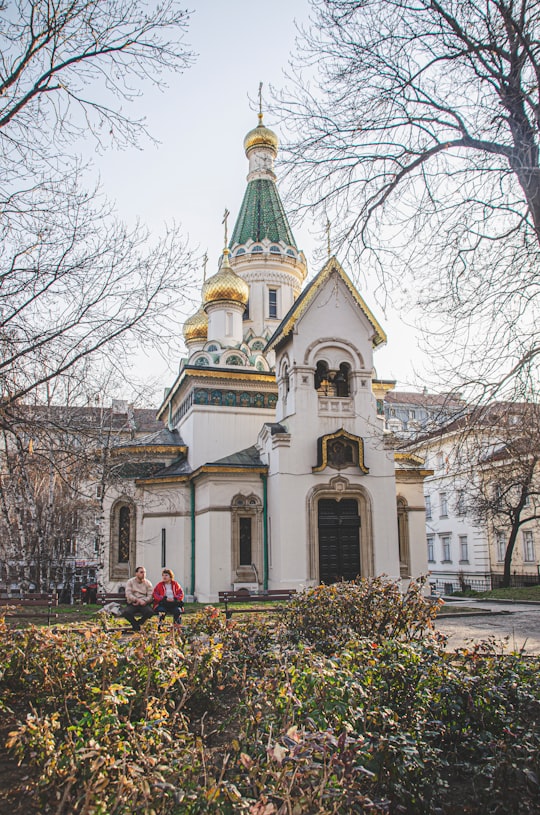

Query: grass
left=453, top=585, right=540, bottom=601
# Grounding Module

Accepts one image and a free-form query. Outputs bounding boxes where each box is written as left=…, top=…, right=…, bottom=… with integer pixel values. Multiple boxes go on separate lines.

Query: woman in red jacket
left=153, top=568, right=184, bottom=627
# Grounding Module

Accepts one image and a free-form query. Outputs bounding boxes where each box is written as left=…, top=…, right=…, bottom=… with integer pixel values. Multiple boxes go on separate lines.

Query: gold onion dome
left=202, top=250, right=249, bottom=306
left=244, top=113, right=278, bottom=155
left=183, top=305, right=208, bottom=342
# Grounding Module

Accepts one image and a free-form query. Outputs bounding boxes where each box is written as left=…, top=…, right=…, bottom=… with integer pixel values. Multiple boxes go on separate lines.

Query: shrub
left=280, top=576, right=442, bottom=652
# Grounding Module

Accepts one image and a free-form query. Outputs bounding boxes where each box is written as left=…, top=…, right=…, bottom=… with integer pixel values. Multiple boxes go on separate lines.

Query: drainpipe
left=261, top=473, right=269, bottom=590
left=190, top=479, right=196, bottom=597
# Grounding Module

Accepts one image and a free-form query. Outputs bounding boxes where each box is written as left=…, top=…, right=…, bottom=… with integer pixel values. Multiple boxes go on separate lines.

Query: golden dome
left=244, top=113, right=278, bottom=155
left=183, top=305, right=208, bottom=342
left=202, top=250, right=249, bottom=306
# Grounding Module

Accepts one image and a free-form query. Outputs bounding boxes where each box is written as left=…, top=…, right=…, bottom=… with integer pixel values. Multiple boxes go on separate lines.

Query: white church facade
left=102, top=114, right=431, bottom=602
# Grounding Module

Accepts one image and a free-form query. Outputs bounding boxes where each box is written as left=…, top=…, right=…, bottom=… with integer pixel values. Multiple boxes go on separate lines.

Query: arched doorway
left=318, top=497, right=361, bottom=583
left=307, top=477, right=374, bottom=583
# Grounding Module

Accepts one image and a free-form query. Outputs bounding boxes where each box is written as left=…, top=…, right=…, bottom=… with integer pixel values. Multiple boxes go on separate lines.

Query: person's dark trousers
left=122, top=603, right=155, bottom=631
left=156, top=600, right=183, bottom=625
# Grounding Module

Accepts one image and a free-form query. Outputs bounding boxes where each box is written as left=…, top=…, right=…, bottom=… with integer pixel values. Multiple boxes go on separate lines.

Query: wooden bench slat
left=0, top=593, right=58, bottom=625
left=218, top=589, right=297, bottom=619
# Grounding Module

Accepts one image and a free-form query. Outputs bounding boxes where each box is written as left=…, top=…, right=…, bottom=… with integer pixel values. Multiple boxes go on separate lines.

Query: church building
left=103, top=113, right=431, bottom=602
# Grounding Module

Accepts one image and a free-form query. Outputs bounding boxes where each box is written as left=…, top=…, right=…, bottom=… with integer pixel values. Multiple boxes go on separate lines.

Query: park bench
left=98, top=590, right=126, bottom=606
left=0, top=592, right=59, bottom=625
left=218, top=588, right=297, bottom=620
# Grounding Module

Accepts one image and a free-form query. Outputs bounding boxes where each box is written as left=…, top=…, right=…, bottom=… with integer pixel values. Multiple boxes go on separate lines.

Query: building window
left=436, top=452, right=444, bottom=470
left=110, top=501, right=135, bottom=580
left=231, top=494, right=263, bottom=583
left=397, top=497, right=410, bottom=578
left=239, top=517, right=252, bottom=565
left=496, top=531, right=506, bottom=562
left=456, top=490, right=466, bottom=516
left=243, top=299, right=250, bottom=320
left=334, top=362, right=350, bottom=397
left=441, top=534, right=451, bottom=562
left=425, top=494, right=432, bottom=520
left=427, top=534, right=435, bottom=563
left=269, top=288, right=278, bottom=319
left=118, top=506, right=130, bottom=563
left=523, top=530, right=535, bottom=562
left=161, top=528, right=166, bottom=568
left=459, top=535, right=469, bottom=563
left=439, top=492, right=448, bottom=518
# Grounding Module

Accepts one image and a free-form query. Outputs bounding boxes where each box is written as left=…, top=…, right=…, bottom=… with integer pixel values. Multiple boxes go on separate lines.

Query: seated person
left=122, top=566, right=154, bottom=632
left=153, top=569, right=184, bottom=628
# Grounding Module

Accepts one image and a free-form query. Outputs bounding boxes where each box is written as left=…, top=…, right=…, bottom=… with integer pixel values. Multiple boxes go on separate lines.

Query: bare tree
left=0, top=0, right=196, bottom=412
left=410, top=401, right=540, bottom=589
left=466, top=403, right=540, bottom=587
left=273, top=0, right=540, bottom=398
left=0, top=0, right=194, bottom=164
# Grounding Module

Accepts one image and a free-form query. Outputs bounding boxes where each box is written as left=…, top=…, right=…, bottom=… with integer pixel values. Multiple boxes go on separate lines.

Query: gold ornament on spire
left=244, top=82, right=279, bottom=155
left=202, top=212, right=250, bottom=306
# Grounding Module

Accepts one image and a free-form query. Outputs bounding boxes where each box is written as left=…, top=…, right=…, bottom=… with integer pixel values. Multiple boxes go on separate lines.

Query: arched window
left=236, top=248, right=246, bottom=255
left=314, top=360, right=330, bottom=391
left=231, top=494, right=263, bottom=585
left=270, top=245, right=281, bottom=254
left=118, top=506, right=130, bottom=563
left=251, top=245, right=263, bottom=253
left=110, top=501, right=135, bottom=580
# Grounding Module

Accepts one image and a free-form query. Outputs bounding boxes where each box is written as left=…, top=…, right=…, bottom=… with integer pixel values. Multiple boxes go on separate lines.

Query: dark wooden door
left=318, top=498, right=361, bottom=584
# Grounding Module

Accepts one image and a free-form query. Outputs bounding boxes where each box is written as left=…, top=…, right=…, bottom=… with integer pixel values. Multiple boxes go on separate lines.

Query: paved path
left=435, top=599, right=540, bottom=654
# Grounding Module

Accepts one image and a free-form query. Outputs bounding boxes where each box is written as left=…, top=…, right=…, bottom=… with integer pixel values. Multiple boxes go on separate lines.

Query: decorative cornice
left=191, top=464, right=268, bottom=478
left=112, top=445, right=187, bottom=457
left=135, top=475, right=190, bottom=486
left=395, top=469, right=434, bottom=482
left=157, top=366, right=277, bottom=420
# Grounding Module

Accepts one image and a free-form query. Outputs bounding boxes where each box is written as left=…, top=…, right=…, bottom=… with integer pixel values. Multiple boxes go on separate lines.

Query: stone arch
left=109, top=497, right=136, bottom=581
left=303, top=337, right=366, bottom=371
left=306, top=476, right=374, bottom=583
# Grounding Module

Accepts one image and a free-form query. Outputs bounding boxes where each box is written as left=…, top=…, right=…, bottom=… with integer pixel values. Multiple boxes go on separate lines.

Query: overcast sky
left=91, top=0, right=426, bottom=401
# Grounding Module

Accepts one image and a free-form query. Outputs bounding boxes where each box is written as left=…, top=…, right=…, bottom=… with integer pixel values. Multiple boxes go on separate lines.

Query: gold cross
left=326, top=217, right=332, bottom=258
left=222, top=208, right=230, bottom=248
left=202, top=251, right=208, bottom=282
left=258, top=81, right=263, bottom=123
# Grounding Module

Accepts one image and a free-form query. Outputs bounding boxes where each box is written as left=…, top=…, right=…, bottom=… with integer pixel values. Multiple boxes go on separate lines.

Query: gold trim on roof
left=135, top=475, right=190, bottom=486
left=112, top=445, right=187, bottom=457
left=267, top=256, right=387, bottom=352
left=192, top=465, right=268, bottom=477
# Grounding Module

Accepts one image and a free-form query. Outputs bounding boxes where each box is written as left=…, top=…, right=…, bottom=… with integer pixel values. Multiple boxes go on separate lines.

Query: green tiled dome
left=230, top=179, right=297, bottom=249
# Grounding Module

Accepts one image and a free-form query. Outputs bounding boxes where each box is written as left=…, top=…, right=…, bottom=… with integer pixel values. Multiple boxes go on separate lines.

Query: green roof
left=230, top=179, right=297, bottom=248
